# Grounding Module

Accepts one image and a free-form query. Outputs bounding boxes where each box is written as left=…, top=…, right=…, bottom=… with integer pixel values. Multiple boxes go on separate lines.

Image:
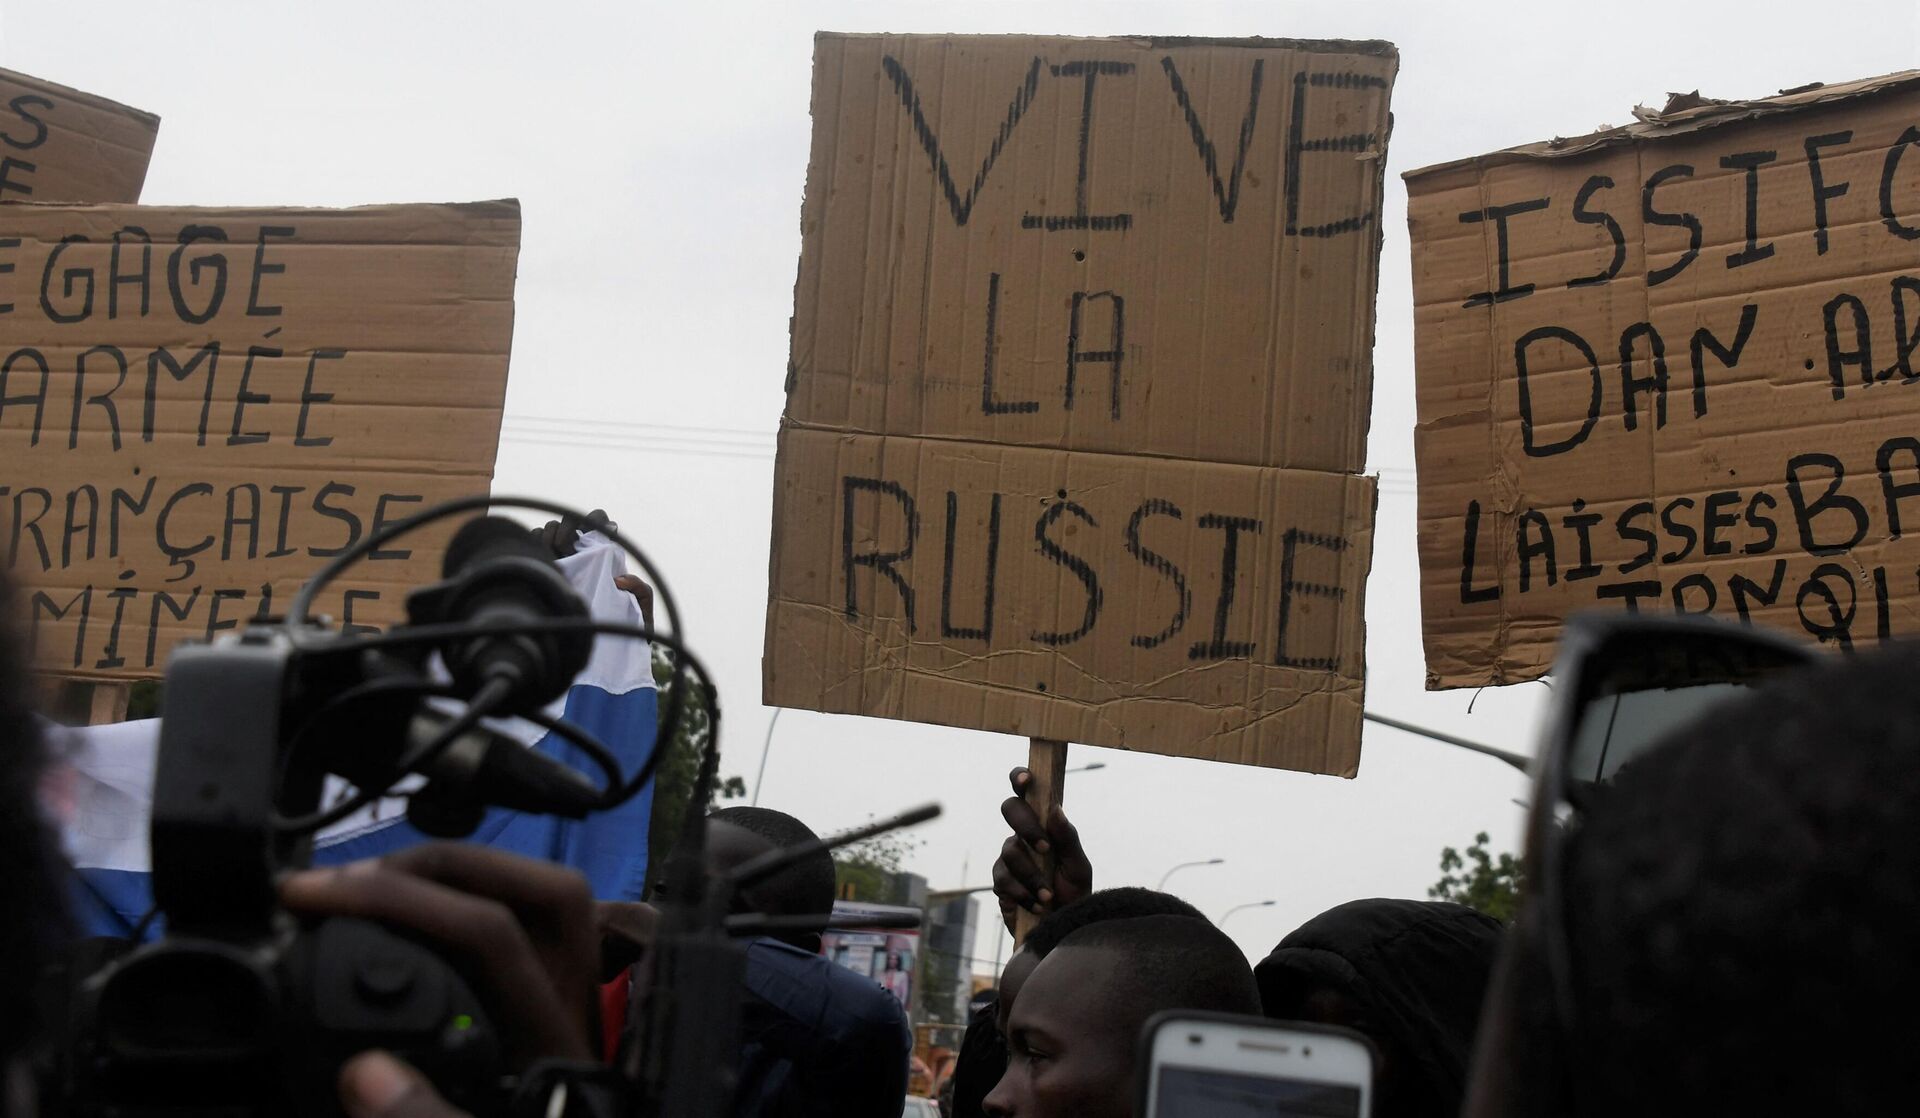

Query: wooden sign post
left=1013, top=737, right=1069, bottom=944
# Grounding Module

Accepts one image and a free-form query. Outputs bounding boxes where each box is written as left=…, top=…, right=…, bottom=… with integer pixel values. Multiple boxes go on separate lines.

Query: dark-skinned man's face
left=984, top=947, right=1136, bottom=1118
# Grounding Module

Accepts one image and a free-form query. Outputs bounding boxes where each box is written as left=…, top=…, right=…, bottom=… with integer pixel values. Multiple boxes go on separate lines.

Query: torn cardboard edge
left=1404, top=68, right=1920, bottom=179
left=816, top=29, right=1396, bottom=57
left=0, top=66, right=161, bottom=131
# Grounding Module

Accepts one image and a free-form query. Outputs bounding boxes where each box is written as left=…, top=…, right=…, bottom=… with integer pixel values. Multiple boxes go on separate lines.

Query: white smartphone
left=1140, top=1012, right=1375, bottom=1118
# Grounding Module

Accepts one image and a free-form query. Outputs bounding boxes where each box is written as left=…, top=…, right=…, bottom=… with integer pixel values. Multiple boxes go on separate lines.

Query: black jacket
left=1255, top=899, right=1504, bottom=1118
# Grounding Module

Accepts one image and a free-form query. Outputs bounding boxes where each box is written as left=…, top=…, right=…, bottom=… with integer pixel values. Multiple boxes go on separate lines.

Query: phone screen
left=1152, top=1064, right=1362, bottom=1118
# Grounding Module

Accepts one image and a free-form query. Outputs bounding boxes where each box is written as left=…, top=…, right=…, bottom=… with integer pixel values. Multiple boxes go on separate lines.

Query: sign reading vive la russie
left=765, top=34, right=1396, bottom=775
left=1410, top=71, right=1920, bottom=687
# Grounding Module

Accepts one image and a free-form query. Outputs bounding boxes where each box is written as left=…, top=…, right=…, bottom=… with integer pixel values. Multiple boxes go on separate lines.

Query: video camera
left=49, top=495, right=938, bottom=1118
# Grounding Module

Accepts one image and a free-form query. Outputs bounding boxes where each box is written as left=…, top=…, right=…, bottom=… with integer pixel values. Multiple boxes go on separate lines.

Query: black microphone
left=405, top=516, right=593, bottom=714
left=406, top=706, right=602, bottom=815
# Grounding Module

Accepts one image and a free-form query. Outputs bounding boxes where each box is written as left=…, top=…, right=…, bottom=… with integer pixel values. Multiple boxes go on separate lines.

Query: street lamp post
left=1219, top=899, right=1276, bottom=926
left=1156, top=858, right=1225, bottom=891
left=1066, top=762, right=1107, bottom=774
left=751, top=708, right=783, bottom=806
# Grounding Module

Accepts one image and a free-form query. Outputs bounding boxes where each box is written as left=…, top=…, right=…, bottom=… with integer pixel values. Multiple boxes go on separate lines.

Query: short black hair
left=1560, top=641, right=1920, bottom=1114
left=1024, top=887, right=1204, bottom=959
left=1057, top=913, right=1261, bottom=1046
left=710, top=806, right=836, bottom=919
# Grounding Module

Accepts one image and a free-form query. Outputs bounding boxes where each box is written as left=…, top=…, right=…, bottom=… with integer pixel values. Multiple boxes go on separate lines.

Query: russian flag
left=54, top=532, right=660, bottom=940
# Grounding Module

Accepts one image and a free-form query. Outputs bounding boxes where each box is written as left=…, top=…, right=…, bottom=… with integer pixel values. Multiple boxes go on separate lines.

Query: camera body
left=65, top=628, right=503, bottom=1117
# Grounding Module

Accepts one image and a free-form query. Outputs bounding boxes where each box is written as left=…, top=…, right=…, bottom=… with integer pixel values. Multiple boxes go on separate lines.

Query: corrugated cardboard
left=1408, top=72, right=1920, bottom=686
left=767, top=34, right=1396, bottom=773
left=0, top=69, right=159, bottom=204
left=766, top=428, right=1376, bottom=772
left=1, top=201, right=521, bottom=678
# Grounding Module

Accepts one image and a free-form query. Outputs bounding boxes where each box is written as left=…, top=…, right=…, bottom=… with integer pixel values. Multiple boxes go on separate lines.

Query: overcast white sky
left=7, top=0, right=1917, bottom=979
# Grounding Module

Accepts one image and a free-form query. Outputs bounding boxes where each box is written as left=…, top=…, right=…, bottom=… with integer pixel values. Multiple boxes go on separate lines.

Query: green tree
left=832, top=828, right=921, bottom=904
left=1430, top=831, right=1522, bottom=923
left=645, top=646, right=745, bottom=875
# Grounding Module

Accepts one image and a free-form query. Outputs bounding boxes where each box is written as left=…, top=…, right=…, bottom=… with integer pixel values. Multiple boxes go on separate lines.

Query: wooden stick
left=1013, top=737, right=1069, bottom=945
left=88, top=681, right=131, bottom=726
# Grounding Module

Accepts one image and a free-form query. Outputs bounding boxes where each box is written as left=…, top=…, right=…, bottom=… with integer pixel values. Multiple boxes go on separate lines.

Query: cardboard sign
left=0, top=69, right=159, bottom=204
left=1409, top=73, right=1920, bottom=686
left=766, top=34, right=1395, bottom=773
left=2, top=201, right=521, bottom=679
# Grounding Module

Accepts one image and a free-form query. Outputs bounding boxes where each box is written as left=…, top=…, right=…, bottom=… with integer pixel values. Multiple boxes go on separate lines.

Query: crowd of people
left=4, top=555, right=1920, bottom=1118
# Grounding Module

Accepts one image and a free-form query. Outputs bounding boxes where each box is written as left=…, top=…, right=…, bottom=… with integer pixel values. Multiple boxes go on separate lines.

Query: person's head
left=1470, top=642, right=1920, bottom=1117
left=649, top=805, right=835, bottom=951
left=997, top=887, right=1206, bottom=1034
left=1257, top=899, right=1503, bottom=1118
left=985, top=913, right=1260, bottom=1118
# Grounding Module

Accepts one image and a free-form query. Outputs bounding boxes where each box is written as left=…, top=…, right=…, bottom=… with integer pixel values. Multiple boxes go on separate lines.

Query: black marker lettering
left=1459, top=198, right=1550, bottom=307
left=1190, top=514, right=1260, bottom=661
left=223, top=483, right=261, bottom=561
left=39, top=235, right=94, bottom=323
left=1618, top=321, right=1669, bottom=432
left=308, top=482, right=363, bottom=558
left=1515, top=325, right=1601, bottom=457
left=370, top=494, right=423, bottom=560
left=1066, top=290, right=1124, bottom=418
left=95, top=586, right=137, bottom=671
left=940, top=491, right=1002, bottom=643
left=1804, top=131, right=1852, bottom=256
left=156, top=482, right=214, bottom=580
left=1617, top=501, right=1657, bottom=574
left=1797, top=563, right=1857, bottom=647
left=1459, top=499, right=1502, bottom=603
left=1786, top=452, right=1867, bottom=555
left=1161, top=55, right=1263, bottom=223
left=246, top=225, right=294, bottom=316
left=71, top=345, right=128, bottom=451
left=1274, top=529, right=1348, bottom=670
left=1126, top=498, right=1190, bottom=648
left=1880, top=125, right=1920, bottom=241
left=1516, top=510, right=1556, bottom=591
left=167, top=226, right=229, bottom=323
left=1285, top=71, right=1385, bottom=237
left=2, top=95, right=51, bottom=151
left=1568, top=176, right=1626, bottom=288
left=1022, top=61, right=1134, bottom=231
left=1687, top=303, right=1757, bottom=418
left=295, top=349, right=344, bottom=446
left=29, top=587, right=89, bottom=669
left=1671, top=572, right=1717, bottom=615
left=0, top=347, right=49, bottom=446
left=144, top=341, right=220, bottom=446
left=1720, top=150, right=1777, bottom=268
left=109, top=227, right=152, bottom=318
left=1730, top=560, right=1787, bottom=623
left=1564, top=499, right=1603, bottom=581
left=841, top=476, right=919, bottom=632
left=882, top=54, right=1042, bottom=226
left=229, top=345, right=277, bottom=445
left=1032, top=499, right=1102, bottom=646
left=1643, top=164, right=1700, bottom=286
left=62, top=485, right=97, bottom=568
left=1822, top=292, right=1872, bottom=399
left=146, top=589, right=200, bottom=668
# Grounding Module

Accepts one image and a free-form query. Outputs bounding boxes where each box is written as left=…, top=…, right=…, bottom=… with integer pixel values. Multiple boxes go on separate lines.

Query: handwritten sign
left=2, top=201, right=521, bottom=678
left=1410, top=73, right=1920, bottom=685
left=0, top=69, right=158, bottom=204
left=766, top=35, right=1395, bottom=774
